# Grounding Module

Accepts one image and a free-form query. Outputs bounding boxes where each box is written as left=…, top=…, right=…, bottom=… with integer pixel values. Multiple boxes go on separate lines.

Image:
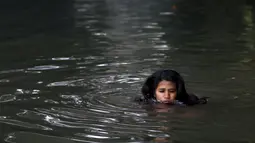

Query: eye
left=168, top=90, right=176, bottom=93
left=159, top=89, right=165, bottom=93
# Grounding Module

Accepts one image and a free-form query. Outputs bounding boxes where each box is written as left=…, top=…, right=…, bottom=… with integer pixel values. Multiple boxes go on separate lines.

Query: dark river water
left=1, top=0, right=255, bottom=142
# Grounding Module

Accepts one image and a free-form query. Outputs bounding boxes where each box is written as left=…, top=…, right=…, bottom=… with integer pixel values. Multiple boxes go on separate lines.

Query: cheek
left=155, top=91, right=162, bottom=98
left=171, top=92, right=177, bottom=98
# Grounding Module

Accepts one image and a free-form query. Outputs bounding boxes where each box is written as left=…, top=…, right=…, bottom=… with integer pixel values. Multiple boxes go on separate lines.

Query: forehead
left=157, top=80, right=176, bottom=88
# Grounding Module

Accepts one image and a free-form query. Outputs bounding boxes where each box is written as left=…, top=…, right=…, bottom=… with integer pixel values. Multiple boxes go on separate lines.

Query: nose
left=164, top=91, right=170, bottom=99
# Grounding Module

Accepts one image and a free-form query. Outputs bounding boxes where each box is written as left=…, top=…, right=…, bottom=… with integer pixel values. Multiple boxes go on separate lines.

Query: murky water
left=1, top=0, right=255, bottom=142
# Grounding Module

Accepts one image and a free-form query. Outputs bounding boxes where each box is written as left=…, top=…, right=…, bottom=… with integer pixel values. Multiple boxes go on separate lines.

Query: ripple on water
left=94, top=74, right=142, bottom=84
left=5, top=132, right=97, bottom=143
left=51, top=57, right=80, bottom=61
left=47, top=79, right=85, bottom=87
left=60, top=94, right=83, bottom=105
left=1, top=82, right=172, bottom=142
left=159, top=11, right=175, bottom=15
left=15, top=89, right=40, bottom=95
left=96, top=62, right=130, bottom=67
left=153, top=44, right=170, bottom=51
left=0, top=94, right=16, bottom=103
left=0, top=69, right=24, bottom=74
left=0, top=117, right=52, bottom=130
left=27, top=65, right=66, bottom=71
left=0, top=79, right=10, bottom=83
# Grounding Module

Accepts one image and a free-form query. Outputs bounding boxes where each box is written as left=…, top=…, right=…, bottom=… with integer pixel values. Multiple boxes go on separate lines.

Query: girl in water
left=136, top=69, right=208, bottom=105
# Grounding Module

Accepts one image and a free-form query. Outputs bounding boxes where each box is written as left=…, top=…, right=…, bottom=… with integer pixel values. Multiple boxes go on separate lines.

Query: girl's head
left=141, top=69, right=189, bottom=103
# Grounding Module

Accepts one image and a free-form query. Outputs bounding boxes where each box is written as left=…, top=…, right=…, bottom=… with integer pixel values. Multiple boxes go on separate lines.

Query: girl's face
left=155, top=80, right=177, bottom=103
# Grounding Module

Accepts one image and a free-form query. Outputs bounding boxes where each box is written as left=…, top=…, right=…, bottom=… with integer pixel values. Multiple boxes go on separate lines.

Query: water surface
left=1, top=0, right=255, bottom=142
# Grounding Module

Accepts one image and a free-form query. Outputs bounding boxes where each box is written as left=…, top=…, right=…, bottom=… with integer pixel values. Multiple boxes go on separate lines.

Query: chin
left=159, top=100, right=174, bottom=104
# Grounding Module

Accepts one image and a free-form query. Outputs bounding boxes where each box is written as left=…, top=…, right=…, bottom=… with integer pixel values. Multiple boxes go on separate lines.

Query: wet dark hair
left=141, top=69, right=207, bottom=105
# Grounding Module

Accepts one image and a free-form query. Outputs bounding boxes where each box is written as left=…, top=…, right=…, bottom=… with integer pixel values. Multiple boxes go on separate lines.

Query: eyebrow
left=158, top=88, right=176, bottom=90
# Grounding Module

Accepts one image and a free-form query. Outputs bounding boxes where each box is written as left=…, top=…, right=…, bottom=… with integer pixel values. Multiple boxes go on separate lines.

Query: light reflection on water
left=1, top=0, right=255, bottom=142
